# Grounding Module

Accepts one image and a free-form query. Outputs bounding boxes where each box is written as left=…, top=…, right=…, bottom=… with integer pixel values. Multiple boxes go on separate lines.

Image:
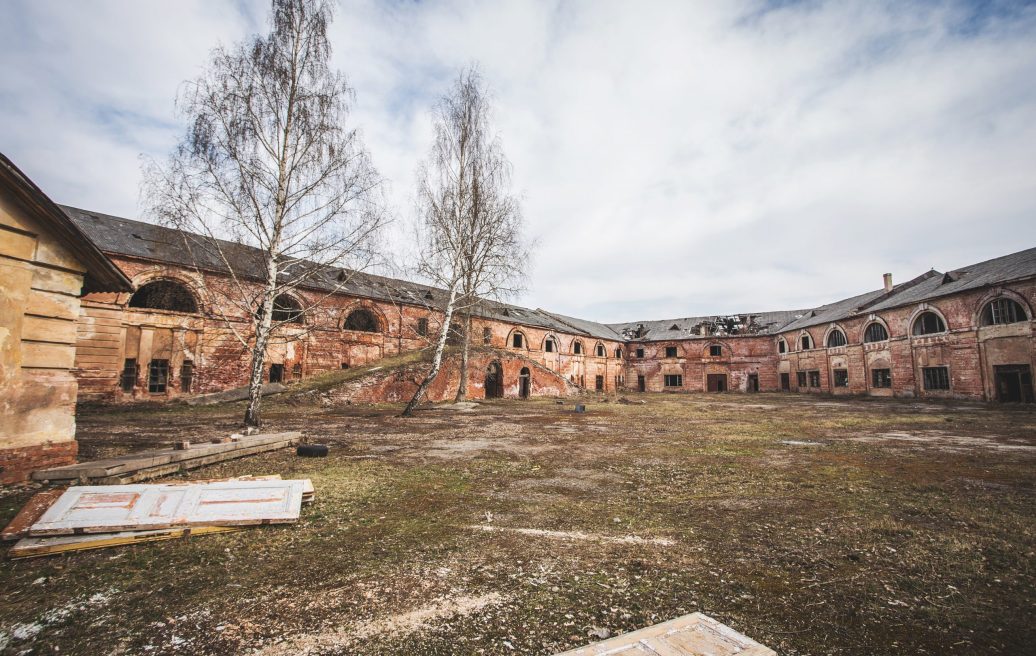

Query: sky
left=1, top=0, right=1035, bottom=323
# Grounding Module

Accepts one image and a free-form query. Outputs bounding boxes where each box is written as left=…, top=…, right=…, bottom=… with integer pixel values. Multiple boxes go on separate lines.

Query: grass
left=0, top=391, right=1034, bottom=655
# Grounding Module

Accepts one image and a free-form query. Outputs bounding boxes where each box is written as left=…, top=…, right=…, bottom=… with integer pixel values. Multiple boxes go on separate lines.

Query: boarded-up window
left=417, top=318, right=429, bottom=336
left=121, top=359, right=138, bottom=393
left=923, top=366, right=950, bottom=390
left=663, top=374, right=683, bottom=387
left=292, top=363, right=302, bottom=380
left=148, top=360, right=169, bottom=394
left=181, top=360, right=194, bottom=393
left=871, top=368, right=892, bottom=388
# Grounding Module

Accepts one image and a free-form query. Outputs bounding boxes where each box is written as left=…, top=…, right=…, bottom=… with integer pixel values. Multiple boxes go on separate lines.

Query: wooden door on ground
left=706, top=374, right=727, bottom=392
left=780, top=372, right=790, bottom=391
left=995, top=365, right=1034, bottom=402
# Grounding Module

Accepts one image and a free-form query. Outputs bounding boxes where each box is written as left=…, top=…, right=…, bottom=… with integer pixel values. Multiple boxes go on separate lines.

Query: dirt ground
left=1, top=391, right=1034, bottom=655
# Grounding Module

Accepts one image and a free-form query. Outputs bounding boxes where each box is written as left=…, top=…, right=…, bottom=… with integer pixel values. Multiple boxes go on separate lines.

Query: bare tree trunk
left=244, top=284, right=277, bottom=427
left=454, top=312, right=471, bottom=402
left=401, top=281, right=459, bottom=417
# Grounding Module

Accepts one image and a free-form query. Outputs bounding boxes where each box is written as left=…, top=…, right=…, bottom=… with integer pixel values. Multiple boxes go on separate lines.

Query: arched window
left=573, top=340, right=583, bottom=355
left=511, top=331, right=526, bottom=348
left=826, top=328, right=847, bottom=348
left=595, top=343, right=606, bottom=357
left=544, top=336, right=556, bottom=353
left=128, top=280, right=198, bottom=313
left=778, top=338, right=787, bottom=354
left=981, top=298, right=1027, bottom=326
left=864, top=322, right=889, bottom=343
left=272, top=295, right=304, bottom=324
left=344, top=308, right=379, bottom=332
left=614, top=347, right=622, bottom=358
left=912, top=311, right=946, bottom=336
left=800, top=333, right=813, bottom=350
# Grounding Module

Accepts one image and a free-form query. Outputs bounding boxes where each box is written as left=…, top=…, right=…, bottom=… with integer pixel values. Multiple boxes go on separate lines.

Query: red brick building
left=63, top=206, right=1035, bottom=405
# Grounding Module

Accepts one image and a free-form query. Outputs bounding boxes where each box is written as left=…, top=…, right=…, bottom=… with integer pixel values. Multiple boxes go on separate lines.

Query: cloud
left=2, top=0, right=1034, bottom=322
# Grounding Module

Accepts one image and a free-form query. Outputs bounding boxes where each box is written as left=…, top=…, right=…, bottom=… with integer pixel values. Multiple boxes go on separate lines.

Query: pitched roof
left=606, top=310, right=805, bottom=342
left=0, top=156, right=131, bottom=293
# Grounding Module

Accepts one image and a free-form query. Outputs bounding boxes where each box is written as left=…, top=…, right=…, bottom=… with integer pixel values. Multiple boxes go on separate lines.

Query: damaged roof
left=606, top=310, right=805, bottom=342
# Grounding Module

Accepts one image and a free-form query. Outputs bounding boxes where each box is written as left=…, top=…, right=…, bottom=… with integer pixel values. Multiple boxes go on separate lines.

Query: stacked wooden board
left=3, top=475, right=314, bottom=559
left=555, top=613, right=775, bottom=656
left=30, top=432, right=301, bottom=484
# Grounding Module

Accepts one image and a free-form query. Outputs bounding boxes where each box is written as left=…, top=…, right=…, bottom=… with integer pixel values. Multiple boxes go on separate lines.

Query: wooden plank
left=8, top=525, right=241, bottom=559
left=99, top=440, right=298, bottom=484
left=1, top=489, right=65, bottom=541
left=555, top=613, right=775, bottom=656
left=33, top=432, right=301, bottom=481
left=28, top=480, right=305, bottom=536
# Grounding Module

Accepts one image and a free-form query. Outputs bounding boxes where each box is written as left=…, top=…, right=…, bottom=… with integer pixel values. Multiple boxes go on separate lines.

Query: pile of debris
left=3, top=474, right=314, bottom=559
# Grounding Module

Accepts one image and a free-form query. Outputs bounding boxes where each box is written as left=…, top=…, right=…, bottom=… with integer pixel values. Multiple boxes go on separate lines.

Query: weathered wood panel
left=29, top=480, right=306, bottom=535
left=556, top=613, right=775, bottom=656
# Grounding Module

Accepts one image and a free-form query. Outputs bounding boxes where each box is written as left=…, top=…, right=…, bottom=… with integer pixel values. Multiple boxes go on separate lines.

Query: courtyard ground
left=1, top=391, right=1034, bottom=655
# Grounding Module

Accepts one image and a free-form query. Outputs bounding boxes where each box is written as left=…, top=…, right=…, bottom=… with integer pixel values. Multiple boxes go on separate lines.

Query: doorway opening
left=485, top=361, right=504, bottom=399
left=595, top=375, right=604, bottom=391
left=269, top=363, right=284, bottom=383
left=707, top=373, right=727, bottom=392
left=747, top=373, right=759, bottom=392
left=780, top=372, right=790, bottom=391
left=637, top=375, right=646, bottom=392
left=519, top=367, right=531, bottom=399
left=995, top=365, right=1034, bottom=403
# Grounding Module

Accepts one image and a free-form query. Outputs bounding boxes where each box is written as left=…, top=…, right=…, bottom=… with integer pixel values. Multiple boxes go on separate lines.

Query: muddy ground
left=1, top=391, right=1034, bottom=655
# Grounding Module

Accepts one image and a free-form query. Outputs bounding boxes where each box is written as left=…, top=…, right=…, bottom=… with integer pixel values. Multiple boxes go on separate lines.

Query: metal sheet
left=555, top=613, right=775, bottom=656
left=28, top=480, right=305, bottom=536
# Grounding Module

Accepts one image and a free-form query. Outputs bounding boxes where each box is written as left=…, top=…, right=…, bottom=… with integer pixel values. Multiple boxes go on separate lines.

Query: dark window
left=800, top=334, right=813, bottom=350
left=923, top=366, right=950, bottom=390
left=417, top=318, right=429, bottom=336
left=148, top=359, right=169, bottom=393
left=269, top=364, right=284, bottom=383
left=982, top=298, right=1026, bottom=326
left=826, top=330, right=847, bottom=348
left=808, top=370, right=821, bottom=388
left=636, top=348, right=644, bottom=358
left=574, top=341, right=583, bottom=355
left=128, top=280, right=198, bottom=313
left=912, top=311, right=946, bottom=336
left=864, top=323, right=889, bottom=343
left=797, top=371, right=807, bottom=387
left=663, top=374, right=683, bottom=387
left=637, top=375, right=646, bottom=391
left=595, top=375, right=604, bottom=391
left=341, top=362, right=350, bottom=370
left=272, top=295, right=303, bottom=323
left=580, top=374, right=585, bottom=387
left=615, top=348, right=622, bottom=358
left=780, top=372, right=790, bottom=390
left=292, top=363, right=302, bottom=381
left=180, top=360, right=194, bottom=393
left=665, top=346, right=678, bottom=358
left=833, top=369, right=849, bottom=387
left=545, top=338, right=555, bottom=352
left=595, top=344, right=605, bottom=357
left=344, top=308, right=378, bottom=332
left=778, top=339, right=787, bottom=354
left=872, top=368, right=892, bottom=388
left=121, top=358, right=138, bottom=393
left=483, top=327, right=492, bottom=345
left=709, top=344, right=722, bottom=357
left=512, top=333, right=524, bottom=348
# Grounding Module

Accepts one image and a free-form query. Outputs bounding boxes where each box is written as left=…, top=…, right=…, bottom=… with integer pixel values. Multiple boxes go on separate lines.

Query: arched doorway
left=485, top=361, right=503, bottom=399
left=519, top=367, right=531, bottom=399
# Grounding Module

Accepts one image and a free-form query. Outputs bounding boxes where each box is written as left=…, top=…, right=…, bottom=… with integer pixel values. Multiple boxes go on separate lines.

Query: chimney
left=883, top=273, right=893, bottom=293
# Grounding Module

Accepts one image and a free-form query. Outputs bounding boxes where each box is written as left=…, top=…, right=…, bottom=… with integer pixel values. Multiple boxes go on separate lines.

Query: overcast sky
left=2, top=0, right=1034, bottom=322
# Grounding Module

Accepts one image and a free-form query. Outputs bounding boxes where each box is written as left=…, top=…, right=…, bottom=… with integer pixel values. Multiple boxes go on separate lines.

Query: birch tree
left=401, top=67, right=527, bottom=416
left=143, top=0, right=384, bottom=428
